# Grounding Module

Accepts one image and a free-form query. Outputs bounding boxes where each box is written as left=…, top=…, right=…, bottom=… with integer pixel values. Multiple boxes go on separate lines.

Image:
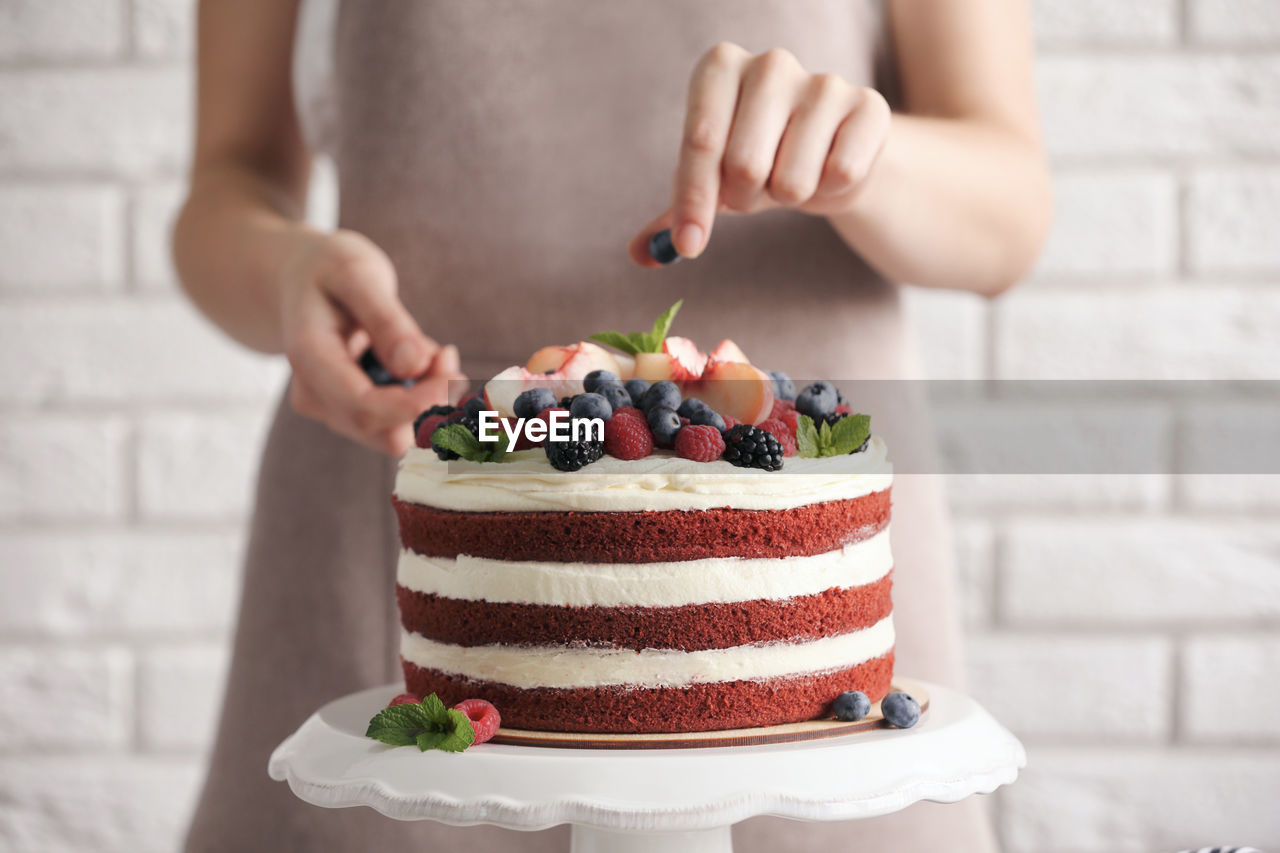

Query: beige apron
left=185, top=2, right=995, bottom=849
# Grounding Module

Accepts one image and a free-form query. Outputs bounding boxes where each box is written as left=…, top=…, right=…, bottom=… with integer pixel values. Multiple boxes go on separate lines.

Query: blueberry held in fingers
left=648, top=229, right=682, bottom=265
left=360, top=348, right=414, bottom=388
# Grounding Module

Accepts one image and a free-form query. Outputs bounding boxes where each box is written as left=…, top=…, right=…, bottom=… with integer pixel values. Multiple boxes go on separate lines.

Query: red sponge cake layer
left=392, top=489, right=891, bottom=563
left=403, top=650, right=894, bottom=733
left=397, top=570, right=893, bottom=651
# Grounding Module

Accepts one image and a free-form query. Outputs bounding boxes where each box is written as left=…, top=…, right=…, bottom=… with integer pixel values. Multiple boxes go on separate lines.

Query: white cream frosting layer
left=394, top=436, right=892, bottom=512
left=397, top=529, right=892, bottom=608
left=400, top=616, right=895, bottom=690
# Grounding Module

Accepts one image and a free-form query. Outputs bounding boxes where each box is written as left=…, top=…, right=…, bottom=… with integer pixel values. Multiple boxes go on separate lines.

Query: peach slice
left=688, top=361, right=775, bottom=425
left=708, top=338, right=751, bottom=365
left=483, top=366, right=584, bottom=418
left=525, top=341, right=620, bottom=379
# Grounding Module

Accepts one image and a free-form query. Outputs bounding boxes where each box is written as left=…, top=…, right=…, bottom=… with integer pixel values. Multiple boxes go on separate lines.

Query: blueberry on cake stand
left=268, top=678, right=1024, bottom=853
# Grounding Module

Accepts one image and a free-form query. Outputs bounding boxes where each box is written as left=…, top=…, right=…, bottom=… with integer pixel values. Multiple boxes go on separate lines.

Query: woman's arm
left=630, top=0, right=1050, bottom=297
left=174, top=0, right=459, bottom=455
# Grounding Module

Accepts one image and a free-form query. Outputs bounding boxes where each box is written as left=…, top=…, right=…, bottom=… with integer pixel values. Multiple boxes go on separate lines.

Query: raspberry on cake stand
left=268, top=679, right=1025, bottom=853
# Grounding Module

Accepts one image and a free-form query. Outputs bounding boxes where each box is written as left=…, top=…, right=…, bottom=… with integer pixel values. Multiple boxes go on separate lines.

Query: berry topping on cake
left=688, top=405, right=726, bottom=431
left=431, top=416, right=480, bottom=460
left=454, top=698, right=502, bottom=745
left=388, top=692, right=421, bottom=708
left=569, top=392, right=613, bottom=421
left=546, top=436, right=605, bottom=471
left=513, top=387, right=558, bottom=418
left=414, top=405, right=456, bottom=449
left=722, top=424, right=784, bottom=471
left=674, top=424, right=726, bottom=462
left=593, top=381, right=632, bottom=412
left=881, top=692, right=921, bottom=729
left=832, top=690, right=871, bottom=722
left=769, top=371, right=797, bottom=402
left=639, top=380, right=682, bottom=413
left=624, top=377, right=651, bottom=401
left=583, top=369, right=620, bottom=393
left=796, top=381, right=838, bottom=419
left=758, top=417, right=798, bottom=457
left=647, top=406, right=682, bottom=446
left=604, top=413, right=655, bottom=460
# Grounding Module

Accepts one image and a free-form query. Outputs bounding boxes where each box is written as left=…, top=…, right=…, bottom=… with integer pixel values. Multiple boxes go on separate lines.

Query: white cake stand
left=269, top=682, right=1025, bottom=853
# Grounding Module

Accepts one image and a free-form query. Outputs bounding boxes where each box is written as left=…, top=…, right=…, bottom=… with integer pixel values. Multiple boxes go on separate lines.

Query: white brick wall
left=0, top=2, right=1276, bottom=852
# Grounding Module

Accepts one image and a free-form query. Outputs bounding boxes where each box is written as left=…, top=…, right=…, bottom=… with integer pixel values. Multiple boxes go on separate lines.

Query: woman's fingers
left=627, top=210, right=677, bottom=267
left=671, top=42, right=748, bottom=258
left=817, top=87, right=892, bottom=199
left=720, top=49, right=803, bottom=213
left=770, top=74, right=858, bottom=207
left=320, top=231, right=434, bottom=379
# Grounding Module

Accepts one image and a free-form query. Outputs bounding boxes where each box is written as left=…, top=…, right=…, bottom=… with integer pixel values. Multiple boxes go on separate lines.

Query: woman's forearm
left=173, top=161, right=314, bottom=353
left=829, top=115, right=1051, bottom=297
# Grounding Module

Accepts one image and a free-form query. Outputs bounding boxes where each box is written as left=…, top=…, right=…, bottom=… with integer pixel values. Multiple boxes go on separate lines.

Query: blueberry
left=569, top=392, right=612, bottom=422
left=795, top=381, right=837, bottom=419
left=513, top=387, right=558, bottom=419
left=677, top=397, right=708, bottom=419
left=462, top=395, right=486, bottom=420
left=647, top=406, right=682, bottom=445
left=689, top=407, right=725, bottom=431
left=359, top=348, right=413, bottom=388
left=648, top=229, right=681, bottom=265
left=624, top=377, right=650, bottom=401
left=768, top=371, right=796, bottom=402
left=881, top=692, right=921, bottom=729
left=639, top=380, right=681, bottom=413
left=594, top=381, right=631, bottom=413
left=583, top=369, right=620, bottom=394
left=832, top=690, right=871, bottom=722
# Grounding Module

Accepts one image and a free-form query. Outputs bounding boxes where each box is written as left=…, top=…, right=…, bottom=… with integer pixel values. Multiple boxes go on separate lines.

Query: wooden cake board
left=489, top=678, right=929, bottom=750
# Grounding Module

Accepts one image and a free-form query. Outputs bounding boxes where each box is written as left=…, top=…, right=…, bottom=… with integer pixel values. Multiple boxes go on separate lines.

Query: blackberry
left=462, top=395, right=486, bottom=420
left=721, top=424, right=784, bottom=471
left=413, top=404, right=455, bottom=434
left=545, top=437, right=605, bottom=472
left=431, top=415, right=480, bottom=461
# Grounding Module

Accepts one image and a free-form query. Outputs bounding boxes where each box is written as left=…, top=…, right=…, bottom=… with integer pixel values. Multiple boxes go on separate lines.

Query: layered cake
left=390, top=306, right=895, bottom=734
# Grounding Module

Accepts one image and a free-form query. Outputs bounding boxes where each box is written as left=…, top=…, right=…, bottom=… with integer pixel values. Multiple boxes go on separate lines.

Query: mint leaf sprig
left=432, top=423, right=510, bottom=463
left=589, top=299, right=683, bottom=356
left=366, top=693, right=476, bottom=753
left=796, top=413, right=871, bottom=458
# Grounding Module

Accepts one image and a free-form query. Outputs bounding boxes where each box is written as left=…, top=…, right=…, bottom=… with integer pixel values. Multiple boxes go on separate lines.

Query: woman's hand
left=280, top=229, right=465, bottom=456
left=630, top=43, right=891, bottom=265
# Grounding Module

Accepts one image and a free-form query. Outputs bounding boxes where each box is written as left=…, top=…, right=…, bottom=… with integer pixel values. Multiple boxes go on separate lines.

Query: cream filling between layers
left=394, top=436, right=892, bottom=512
left=397, top=529, right=892, bottom=608
left=400, top=616, right=895, bottom=689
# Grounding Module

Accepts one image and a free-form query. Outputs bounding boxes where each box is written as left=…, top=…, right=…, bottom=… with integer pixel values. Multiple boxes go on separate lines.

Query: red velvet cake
left=392, top=313, right=894, bottom=734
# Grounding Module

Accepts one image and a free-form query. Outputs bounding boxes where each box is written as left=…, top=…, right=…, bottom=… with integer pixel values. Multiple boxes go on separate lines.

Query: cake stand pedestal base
left=269, top=681, right=1024, bottom=853
left=571, top=826, right=731, bottom=853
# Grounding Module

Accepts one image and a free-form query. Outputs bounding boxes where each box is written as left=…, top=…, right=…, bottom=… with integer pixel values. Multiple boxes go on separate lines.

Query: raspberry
left=758, top=418, right=798, bottom=457
left=388, top=692, right=419, bottom=708
left=604, top=412, right=654, bottom=460
left=454, top=698, right=501, bottom=744
left=770, top=398, right=796, bottom=420
left=613, top=405, right=645, bottom=423
left=674, top=424, right=726, bottom=462
left=415, top=414, right=450, bottom=449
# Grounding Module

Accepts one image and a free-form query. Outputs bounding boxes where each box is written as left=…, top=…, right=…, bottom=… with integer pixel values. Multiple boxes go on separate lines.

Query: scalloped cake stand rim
left=268, top=679, right=1026, bottom=834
